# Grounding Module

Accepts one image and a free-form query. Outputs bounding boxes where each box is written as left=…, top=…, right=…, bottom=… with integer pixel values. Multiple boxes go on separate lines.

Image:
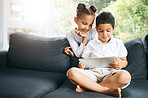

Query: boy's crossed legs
left=67, top=68, right=131, bottom=98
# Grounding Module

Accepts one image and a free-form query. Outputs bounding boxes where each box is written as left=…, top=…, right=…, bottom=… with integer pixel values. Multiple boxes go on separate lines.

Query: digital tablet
left=79, top=57, right=116, bottom=68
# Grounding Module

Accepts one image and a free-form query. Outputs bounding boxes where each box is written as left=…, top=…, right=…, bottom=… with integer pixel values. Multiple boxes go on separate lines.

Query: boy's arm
left=78, top=62, right=85, bottom=69
left=79, top=41, right=92, bottom=69
left=110, top=39, right=128, bottom=70
left=110, top=57, right=128, bottom=70
left=119, top=57, right=128, bottom=68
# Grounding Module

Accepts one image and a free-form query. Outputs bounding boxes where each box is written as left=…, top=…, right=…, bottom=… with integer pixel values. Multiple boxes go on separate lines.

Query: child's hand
left=64, top=47, right=74, bottom=57
left=110, top=58, right=123, bottom=70
left=75, top=28, right=87, bottom=38
left=78, top=62, right=85, bottom=69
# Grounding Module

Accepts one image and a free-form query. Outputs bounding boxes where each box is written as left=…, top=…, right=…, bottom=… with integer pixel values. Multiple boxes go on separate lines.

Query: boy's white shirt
left=82, top=38, right=127, bottom=59
left=66, top=27, right=98, bottom=57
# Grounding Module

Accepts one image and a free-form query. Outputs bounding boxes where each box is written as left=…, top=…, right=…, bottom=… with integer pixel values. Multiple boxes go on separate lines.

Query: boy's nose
left=103, top=31, right=107, bottom=35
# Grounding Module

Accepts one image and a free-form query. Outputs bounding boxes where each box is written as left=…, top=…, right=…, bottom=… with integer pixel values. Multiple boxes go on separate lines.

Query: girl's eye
left=82, top=22, right=87, bottom=25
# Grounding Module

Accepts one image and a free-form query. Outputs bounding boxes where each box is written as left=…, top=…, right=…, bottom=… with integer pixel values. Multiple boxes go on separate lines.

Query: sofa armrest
left=143, top=34, right=148, bottom=80
left=0, top=50, right=7, bottom=68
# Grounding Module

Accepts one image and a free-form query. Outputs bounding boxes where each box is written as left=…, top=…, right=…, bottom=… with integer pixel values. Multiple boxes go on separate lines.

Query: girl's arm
left=75, top=28, right=87, bottom=46
left=66, top=31, right=86, bottom=57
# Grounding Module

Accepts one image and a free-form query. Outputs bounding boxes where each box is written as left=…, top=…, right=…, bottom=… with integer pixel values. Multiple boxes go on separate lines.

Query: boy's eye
left=107, top=29, right=111, bottom=32
left=99, top=30, right=103, bottom=32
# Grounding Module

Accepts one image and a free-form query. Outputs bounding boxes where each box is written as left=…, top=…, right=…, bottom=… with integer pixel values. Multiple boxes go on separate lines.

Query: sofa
left=0, top=32, right=148, bottom=98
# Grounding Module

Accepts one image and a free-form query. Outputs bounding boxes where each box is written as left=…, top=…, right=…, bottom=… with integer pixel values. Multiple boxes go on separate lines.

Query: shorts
left=67, top=67, right=130, bottom=89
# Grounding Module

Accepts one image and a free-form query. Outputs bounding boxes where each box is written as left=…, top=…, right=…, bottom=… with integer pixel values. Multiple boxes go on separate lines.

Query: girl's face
left=74, top=14, right=95, bottom=33
left=96, top=23, right=115, bottom=44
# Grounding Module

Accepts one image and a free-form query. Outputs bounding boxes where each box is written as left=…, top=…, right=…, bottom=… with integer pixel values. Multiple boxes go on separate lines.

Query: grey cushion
left=0, top=51, right=7, bottom=68
left=0, top=67, right=66, bottom=98
left=124, top=38, right=147, bottom=79
left=7, top=32, right=70, bottom=73
left=143, top=34, right=148, bottom=79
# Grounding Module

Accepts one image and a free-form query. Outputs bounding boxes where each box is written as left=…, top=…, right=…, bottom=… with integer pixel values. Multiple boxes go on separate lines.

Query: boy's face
left=74, top=14, right=95, bottom=33
left=96, top=23, right=114, bottom=44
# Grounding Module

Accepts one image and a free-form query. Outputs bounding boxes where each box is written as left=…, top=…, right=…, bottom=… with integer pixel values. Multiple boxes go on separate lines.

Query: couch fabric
left=143, top=34, right=148, bottom=79
left=7, top=33, right=70, bottom=72
left=0, top=32, right=148, bottom=98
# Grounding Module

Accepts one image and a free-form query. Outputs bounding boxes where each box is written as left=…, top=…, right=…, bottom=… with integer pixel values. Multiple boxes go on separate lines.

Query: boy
left=67, top=12, right=131, bottom=98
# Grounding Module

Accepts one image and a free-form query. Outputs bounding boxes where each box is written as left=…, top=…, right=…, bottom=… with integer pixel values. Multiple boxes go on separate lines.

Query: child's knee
left=67, top=68, right=78, bottom=80
left=116, top=71, right=131, bottom=85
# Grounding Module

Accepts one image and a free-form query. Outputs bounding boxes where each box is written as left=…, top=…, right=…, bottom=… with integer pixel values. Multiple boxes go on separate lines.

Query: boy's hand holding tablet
left=79, top=57, right=116, bottom=69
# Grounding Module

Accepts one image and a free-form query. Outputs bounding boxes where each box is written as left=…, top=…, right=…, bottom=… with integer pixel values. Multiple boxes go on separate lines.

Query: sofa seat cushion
left=0, top=67, right=66, bottom=98
left=42, top=78, right=114, bottom=98
left=42, top=78, right=148, bottom=98
left=122, top=79, right=148, bottom=98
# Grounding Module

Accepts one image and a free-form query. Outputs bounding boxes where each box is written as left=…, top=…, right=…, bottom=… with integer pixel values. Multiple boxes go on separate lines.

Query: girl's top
left=66, top=27, right=98, bottom=57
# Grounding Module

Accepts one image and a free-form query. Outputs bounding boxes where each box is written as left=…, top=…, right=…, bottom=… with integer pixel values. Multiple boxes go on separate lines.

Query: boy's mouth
left=102, top=37, right=108, bottom=39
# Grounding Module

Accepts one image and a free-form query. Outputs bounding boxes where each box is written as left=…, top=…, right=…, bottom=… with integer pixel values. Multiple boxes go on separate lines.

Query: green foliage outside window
left=55, top=0, right=148, bottom=41
left=102, top=0, right=148, bottom=41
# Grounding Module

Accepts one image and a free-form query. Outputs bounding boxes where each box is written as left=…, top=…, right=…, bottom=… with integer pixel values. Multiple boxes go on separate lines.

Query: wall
left=0, top=0, right=4, bottom=49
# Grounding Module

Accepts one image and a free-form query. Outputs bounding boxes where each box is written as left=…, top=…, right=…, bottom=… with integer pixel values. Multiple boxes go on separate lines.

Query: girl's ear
left=74, top=17, right=77, bottom=24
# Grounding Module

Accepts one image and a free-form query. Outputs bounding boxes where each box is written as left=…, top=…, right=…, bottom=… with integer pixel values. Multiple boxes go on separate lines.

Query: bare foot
left=75, top=85, right=87, bottom=92
left=105, top=88, right=121, bottom=98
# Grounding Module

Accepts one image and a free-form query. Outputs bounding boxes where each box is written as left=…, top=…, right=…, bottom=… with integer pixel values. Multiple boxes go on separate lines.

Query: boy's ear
left=74, top=17, right=77, bottom=24
left=113, top=25, right=116, bottom=30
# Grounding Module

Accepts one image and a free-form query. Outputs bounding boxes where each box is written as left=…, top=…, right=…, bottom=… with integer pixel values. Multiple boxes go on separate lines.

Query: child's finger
left=69, top=50, right=74, bottom=56
left=65, top=47, right=71, bottom=50
left=64, top=51, right=70, bottom=55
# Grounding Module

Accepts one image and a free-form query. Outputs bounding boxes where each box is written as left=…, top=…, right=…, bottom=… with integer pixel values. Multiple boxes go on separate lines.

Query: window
left=2, top=0, right=147, bottom=49
left=3, top=0, right=77, bottom=49
left=6, top=0, right=55, bottom=36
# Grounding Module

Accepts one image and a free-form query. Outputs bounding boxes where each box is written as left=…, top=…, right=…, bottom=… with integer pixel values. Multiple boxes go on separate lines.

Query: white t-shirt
left=66, top=28, right=98, bottom=57
left=82, top=38, right=127, bottom=59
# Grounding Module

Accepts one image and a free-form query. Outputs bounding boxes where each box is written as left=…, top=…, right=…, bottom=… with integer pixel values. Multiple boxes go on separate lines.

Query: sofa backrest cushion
left=124, top=38, right=147, bottom=79
left=143, top=34, right=148, bottom=79
left=7, top=32, right=70, bottom=73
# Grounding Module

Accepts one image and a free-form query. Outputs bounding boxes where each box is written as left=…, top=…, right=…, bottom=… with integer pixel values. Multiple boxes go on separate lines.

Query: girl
left=64, top=3, right=97, bottom=57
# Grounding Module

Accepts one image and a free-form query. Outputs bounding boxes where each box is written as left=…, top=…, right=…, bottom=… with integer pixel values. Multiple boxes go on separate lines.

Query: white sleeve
left=82, top=41, right=92, bottom=59
left=66, top=31, right=85, bottom=57
left=118, top=40, right=128, bottom=57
